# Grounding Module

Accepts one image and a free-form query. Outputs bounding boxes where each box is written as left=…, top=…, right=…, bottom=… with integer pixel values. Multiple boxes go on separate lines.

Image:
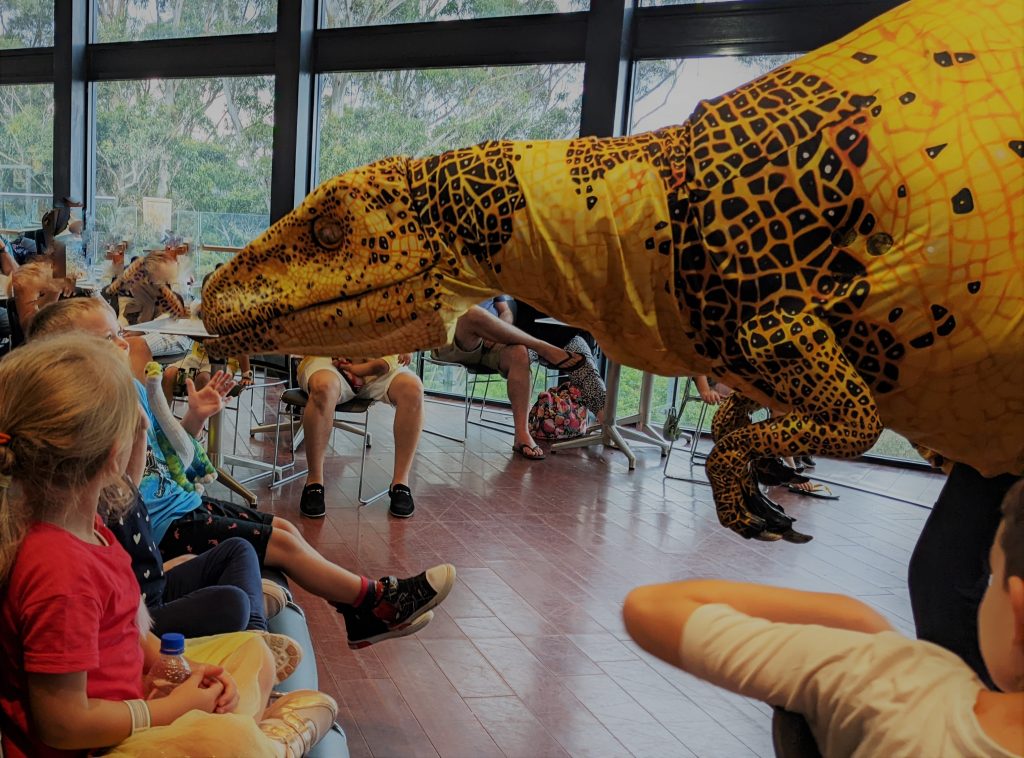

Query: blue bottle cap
left=159, top=632, right=186, bottom=655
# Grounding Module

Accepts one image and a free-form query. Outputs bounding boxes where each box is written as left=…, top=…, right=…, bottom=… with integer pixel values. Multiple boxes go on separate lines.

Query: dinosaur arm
left=103, top=256, right=146, bottom=297
left=156, top=284, right=189, bottom=319
left=706, top=312, right=882, bottom=539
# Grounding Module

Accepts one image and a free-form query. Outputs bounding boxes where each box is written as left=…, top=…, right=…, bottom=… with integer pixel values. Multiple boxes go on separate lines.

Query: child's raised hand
left=185, top=370, right=235, bottom=420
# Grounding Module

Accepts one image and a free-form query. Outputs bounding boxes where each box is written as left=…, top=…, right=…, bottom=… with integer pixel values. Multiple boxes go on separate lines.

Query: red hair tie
left=0, top=433, right=11, bottom=446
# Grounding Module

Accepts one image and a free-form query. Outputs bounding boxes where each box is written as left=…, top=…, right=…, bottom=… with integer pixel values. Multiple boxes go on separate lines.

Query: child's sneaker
left=259, top=689, right=338, bottom=757
left=259, top=632, right=303, bottom=683
left=336, top=564, right=456, bottom=649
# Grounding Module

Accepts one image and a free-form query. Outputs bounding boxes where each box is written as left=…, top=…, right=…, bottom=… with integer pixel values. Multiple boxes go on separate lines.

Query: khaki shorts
left=431, top=339, right=508, bottom=375
left=297, top=356, right=408, bottom=406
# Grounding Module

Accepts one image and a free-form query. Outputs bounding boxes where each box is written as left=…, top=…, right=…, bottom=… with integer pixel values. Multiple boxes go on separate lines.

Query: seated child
left=108, top=492, right=283, bottom=638
left=0, top=335, right=337, bottom=757
left=30, top=296, right=456, bottom=651
left=623, top=482, right=1024, bottom=757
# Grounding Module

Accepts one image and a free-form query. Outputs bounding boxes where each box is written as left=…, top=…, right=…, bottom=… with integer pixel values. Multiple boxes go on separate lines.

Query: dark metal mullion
left=87, top=33, right=276, bottom=81
left=579, top=0, right=636, bottom=139
left=314, top=12, right=588, bottom=72
left=270, top=0, right=317, bottom=224
left=52, top=0, right=87, bottom=208
left=632, top=0, right=905, bottom=60
left=0, top=48, right=53, bottom=85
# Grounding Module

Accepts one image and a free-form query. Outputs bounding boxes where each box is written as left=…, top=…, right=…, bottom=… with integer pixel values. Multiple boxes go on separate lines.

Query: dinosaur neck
left=408, top=131, right=707, bottom=375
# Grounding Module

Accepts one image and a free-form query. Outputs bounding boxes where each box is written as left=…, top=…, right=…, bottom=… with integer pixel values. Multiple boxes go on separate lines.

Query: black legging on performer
left=908, top=463, right=1021, bottom=689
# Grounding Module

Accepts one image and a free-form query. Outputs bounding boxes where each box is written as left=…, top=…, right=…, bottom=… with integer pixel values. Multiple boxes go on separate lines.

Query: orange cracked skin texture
left=203, top=0, right=1023, bottom=540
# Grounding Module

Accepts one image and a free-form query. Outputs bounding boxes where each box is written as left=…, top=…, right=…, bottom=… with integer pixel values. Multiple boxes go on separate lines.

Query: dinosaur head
left=202, top=156, right=467, bottom=357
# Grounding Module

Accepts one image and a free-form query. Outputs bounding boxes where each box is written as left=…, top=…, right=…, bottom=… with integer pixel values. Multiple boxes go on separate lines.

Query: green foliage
left=318, top=64, right=584, bottom=179
left=0, top=0, right=52, bottom=49
left=322, top=0, right=588, bottom=28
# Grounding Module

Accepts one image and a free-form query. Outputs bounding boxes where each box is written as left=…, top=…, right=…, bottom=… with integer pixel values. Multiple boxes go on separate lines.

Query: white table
left=534, top=318, right=668, bottom=470
left=130, top=317, right=285, bottom=505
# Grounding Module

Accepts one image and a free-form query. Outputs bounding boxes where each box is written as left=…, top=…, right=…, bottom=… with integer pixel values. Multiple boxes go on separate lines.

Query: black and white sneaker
left=299, top=484, right=326, bottom=519
left=388, top=484, right=415, bottom=518
left=337, top=564, right=456, bottom=649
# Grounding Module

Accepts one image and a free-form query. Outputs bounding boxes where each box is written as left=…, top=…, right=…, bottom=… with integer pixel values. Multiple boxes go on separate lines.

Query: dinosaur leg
left=705, top=391, right=798, bottom=540
left=710, top=392, right=760, bottom=443
left=707, top=313, right=882, bottom=543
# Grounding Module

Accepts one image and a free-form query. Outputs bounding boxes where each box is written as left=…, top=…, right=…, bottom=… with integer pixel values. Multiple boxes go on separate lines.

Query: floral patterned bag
left=529, top=382, right=590, bottom=440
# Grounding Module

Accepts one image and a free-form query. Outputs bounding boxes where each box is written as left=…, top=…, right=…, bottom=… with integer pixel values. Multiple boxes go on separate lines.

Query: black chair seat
left=280, top=388, right=374, bottom=414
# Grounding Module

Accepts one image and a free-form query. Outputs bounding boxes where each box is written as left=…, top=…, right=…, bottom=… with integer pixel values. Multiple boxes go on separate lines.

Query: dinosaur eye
left=311, top=216, right=345, bottom=249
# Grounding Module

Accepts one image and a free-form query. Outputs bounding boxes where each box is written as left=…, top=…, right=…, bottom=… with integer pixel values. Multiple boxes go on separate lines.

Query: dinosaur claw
left=753, top=530, right=784, bottom=542
left=781, top=529, right=814, bottom=544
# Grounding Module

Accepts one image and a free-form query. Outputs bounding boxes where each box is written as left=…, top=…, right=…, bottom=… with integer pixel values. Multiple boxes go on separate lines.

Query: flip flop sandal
left=513, top=443, right=546, bottom=460
left=538, top=350, right=586, bottom=371
left=786, top=483, right=839, bottom=500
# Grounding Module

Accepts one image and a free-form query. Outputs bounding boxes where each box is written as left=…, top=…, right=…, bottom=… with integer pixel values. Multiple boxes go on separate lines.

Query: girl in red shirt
left=0, top=335, right=335, bottom=757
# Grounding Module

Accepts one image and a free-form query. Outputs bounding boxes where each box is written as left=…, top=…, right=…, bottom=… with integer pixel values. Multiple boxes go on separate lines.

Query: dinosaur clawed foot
left=741, top=486, right=814, bottom=544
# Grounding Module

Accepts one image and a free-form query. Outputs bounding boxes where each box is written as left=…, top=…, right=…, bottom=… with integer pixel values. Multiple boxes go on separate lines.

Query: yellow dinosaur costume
left=203, top=0, right=1023, bottom=542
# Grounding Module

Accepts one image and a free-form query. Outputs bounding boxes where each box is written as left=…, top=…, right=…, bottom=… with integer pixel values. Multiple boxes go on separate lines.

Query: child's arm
left=623, top=579, right=893, bottom=669
left=0, top=238, right=18, bottom=276
left=27, top=669, right=222, bottom=749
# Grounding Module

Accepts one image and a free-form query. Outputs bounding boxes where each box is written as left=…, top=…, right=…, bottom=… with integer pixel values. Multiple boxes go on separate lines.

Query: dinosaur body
left=203, top=0, right=1023, bottom=540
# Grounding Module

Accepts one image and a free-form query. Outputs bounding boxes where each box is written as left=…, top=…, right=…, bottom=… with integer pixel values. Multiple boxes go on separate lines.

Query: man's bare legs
left=384, top=371, right=423, bottom=489
left=497, top=343, right=541, bottom=455
left=302, top=369, right=343, bottom=488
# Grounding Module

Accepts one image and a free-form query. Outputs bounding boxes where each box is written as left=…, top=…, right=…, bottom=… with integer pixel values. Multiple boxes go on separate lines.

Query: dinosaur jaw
left=202, top=274, right=459, bottom=357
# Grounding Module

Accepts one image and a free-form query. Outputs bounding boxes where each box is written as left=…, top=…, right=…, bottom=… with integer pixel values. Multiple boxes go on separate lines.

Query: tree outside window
left=93, top=76, right=273, bottom=277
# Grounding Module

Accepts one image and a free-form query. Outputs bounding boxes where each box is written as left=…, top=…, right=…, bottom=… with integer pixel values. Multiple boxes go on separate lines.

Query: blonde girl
left=0, top=336, right=335, bottom=757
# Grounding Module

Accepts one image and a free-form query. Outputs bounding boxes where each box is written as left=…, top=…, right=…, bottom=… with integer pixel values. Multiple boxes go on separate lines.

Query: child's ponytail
left=0, top=436, right=28, bottom=585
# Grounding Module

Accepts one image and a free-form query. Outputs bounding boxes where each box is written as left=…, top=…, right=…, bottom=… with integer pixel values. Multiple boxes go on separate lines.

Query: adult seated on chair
left=624, top=479, right=1024, bottom=757
left=30, top=297, right=456, bottom=651
left=297, top=354, right=423, bottom=519
left=430, top=296, right=605, bottom=460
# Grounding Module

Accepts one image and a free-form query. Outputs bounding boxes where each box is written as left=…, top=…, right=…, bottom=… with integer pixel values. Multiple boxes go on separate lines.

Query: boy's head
left=29, top=296, right=130, bottom=356
left=979, top=479, right=1024, bottom=692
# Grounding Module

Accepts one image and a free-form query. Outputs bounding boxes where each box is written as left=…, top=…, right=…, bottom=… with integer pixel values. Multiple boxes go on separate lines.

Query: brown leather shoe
left=259, top=689, right=338, bottom=757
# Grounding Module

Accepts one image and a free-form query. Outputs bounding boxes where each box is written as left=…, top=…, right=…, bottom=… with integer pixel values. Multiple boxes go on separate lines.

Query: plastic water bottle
left=143, top=633, right=191, bottom=698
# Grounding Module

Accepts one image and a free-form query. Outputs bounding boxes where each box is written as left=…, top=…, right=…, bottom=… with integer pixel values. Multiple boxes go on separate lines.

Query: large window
left=0, top=1, right=53, bottom=48
left=93, top=76, right=273, bottom=277
left=321, top=0, right=588, bottom=29
left=0, top=84, right=53, bottom=233
left=318, top=63, right=584, bottom=397
left=93, top=0, right=276, bottom=43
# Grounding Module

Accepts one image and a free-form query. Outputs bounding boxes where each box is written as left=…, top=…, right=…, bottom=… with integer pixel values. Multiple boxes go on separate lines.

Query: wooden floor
left=220, top=392, right=945, bottom=758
